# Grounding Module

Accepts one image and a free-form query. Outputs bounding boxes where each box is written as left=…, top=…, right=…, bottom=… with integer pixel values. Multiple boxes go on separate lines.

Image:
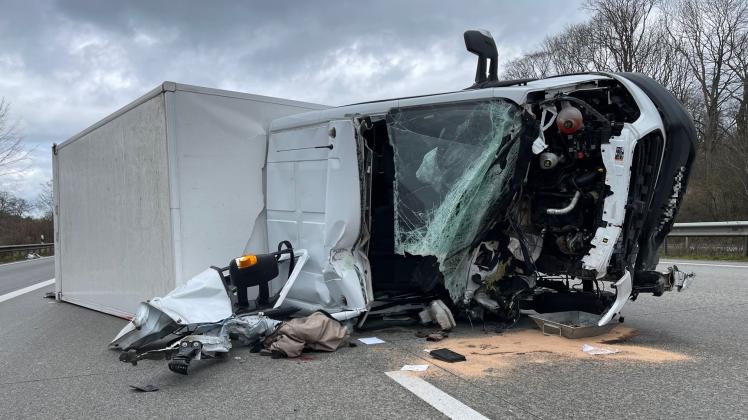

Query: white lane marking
left=0, top=256, right=54, bottom=267
left=659, top=261, right=748, bottom=269
left=0, top=279, right=55, bottom=303
left=385, top=371, right=488, bottom=420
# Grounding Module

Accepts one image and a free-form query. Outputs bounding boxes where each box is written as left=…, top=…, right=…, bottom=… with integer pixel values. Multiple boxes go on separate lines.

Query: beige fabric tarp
left=264, top=312, right=349, bottom=358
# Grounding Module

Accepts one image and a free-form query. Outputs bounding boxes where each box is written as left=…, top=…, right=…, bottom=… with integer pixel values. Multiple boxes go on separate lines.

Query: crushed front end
left=363, top=72, right=696, bottom=327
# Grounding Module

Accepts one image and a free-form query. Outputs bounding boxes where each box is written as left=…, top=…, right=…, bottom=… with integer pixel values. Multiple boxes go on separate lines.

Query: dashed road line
left=0, top=279, right=55, bottom=303
left=385, top=371, right=489, bottom=420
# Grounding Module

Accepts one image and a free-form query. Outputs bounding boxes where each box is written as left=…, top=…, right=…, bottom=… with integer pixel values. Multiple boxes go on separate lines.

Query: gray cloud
left=0, top=0, right=586, bottom=203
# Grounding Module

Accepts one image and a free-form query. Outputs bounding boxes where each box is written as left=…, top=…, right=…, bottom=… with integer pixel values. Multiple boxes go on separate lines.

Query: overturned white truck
left=55, top=31, right=696, bottom=371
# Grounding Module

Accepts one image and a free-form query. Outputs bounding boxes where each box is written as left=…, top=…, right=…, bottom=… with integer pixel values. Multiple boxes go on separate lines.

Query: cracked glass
left=386, top=100, right=524, bottom=299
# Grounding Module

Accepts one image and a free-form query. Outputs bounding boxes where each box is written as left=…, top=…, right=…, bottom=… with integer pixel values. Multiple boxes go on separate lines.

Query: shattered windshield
left=386, top=100, right=524, bottom=298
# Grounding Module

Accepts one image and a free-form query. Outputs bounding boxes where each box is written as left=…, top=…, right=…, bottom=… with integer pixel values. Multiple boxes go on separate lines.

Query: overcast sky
left=0, top=0, right=587, bottom=209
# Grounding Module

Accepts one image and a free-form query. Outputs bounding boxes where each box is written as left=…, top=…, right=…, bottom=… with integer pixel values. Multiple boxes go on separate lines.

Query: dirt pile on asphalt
left=423, top=326, right=689, bottom=377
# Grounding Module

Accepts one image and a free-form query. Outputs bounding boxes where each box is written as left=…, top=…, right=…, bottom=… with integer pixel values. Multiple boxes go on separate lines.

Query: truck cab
left=263, top=51, right=696, bottom=327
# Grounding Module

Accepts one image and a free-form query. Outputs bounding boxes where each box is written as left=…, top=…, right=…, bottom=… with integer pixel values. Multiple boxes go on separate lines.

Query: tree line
left=503, top=0, right=748, bottom=221
left=0, top=187, right=52, bottom=245
left=0, top=97, right=52, bottom=245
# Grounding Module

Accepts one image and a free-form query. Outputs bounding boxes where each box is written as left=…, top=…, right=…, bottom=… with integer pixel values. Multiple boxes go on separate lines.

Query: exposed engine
left=525, top=83, right=639, bottom=277
left=461, top=79, right=664, bottom=323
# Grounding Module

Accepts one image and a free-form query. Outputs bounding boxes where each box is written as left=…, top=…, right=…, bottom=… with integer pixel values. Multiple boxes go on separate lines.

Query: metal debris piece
left=129, top=384, right=159, bottom=392
left=529, top=311, right=615, bottom=339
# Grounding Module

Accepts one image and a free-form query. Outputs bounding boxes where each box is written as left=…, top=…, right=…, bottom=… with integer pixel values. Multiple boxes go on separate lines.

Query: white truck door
left=266, top=119, right=370, bottom=316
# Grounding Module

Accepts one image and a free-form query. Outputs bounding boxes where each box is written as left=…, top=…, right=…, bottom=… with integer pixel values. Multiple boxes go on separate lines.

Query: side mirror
left=464, top=30, right=498, bottom=84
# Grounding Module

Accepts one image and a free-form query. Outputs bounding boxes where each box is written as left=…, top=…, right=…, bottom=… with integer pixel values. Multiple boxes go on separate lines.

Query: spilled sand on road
left=422, top=326, right=689, bottom=377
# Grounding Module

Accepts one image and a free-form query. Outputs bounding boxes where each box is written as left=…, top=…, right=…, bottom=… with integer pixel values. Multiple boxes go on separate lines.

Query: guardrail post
left=684, top=236, right=689, bottom=253
left=744, top=236, right=748, bottom=258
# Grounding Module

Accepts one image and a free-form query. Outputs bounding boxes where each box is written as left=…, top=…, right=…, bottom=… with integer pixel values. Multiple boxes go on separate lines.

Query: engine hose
left=546, top=190, right=581, bottom=215
left=574, top=171, right=600, bottom=187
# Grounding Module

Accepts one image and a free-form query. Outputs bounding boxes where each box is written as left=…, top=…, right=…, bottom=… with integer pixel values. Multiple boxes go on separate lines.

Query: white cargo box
left=53, top=82, right=327, bottom=317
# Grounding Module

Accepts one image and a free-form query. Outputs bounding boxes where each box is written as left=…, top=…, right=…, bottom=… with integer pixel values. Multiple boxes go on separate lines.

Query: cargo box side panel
left=169, top=89, right=323, bottom=284
left=57, top=94, right=174, bottom=316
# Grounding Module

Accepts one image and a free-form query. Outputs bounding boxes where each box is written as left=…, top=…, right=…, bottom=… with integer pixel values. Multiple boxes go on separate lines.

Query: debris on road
left=427, top=332, right=448, bottom=342
left=358, top=337, right=386, bottom=345
left=418, top=300, right=456, bottom=331
left=129, top=384, right=159, bottom=393
left=263, top=311, right=349, bottom=358
left=581, top=344, right=619, bottom=355
left=401, top=364, right=429, bottom=371
left=415, top=330, right=449, bottom=341
left=111, top=264, right=351, bottom=374
left=529, top=311, right=616, bottom=339
left=426, top=326, right=689, bottom=377
left=429, top=348, right=466, bottom=363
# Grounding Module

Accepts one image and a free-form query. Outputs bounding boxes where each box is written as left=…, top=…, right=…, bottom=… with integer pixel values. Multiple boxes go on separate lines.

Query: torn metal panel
left=598, top=270, right=632, bottom=326
left=110, top=304, right=179, bottom=351
left=386, top=100, right=525, bottom=301
left=110, top=268, right=232, bottom=351
left=148, top=268, right=233, bottom=324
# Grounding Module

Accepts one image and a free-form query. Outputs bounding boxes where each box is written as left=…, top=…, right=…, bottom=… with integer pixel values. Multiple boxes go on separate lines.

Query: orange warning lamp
left=234, top=255, right=257, bottom=269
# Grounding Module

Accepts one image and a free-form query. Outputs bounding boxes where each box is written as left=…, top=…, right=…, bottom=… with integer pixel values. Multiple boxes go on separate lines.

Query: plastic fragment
left=358, top=337, right=386, bottom=345
left=401, top=364, right=429, bottom=371
left=581, top=344, right=619, bottom=355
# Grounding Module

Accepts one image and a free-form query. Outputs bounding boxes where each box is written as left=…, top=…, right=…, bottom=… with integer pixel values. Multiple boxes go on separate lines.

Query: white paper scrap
left=581, top=344, right=619, bottom=355
left=401, top=364, right=429, bottom=372
left=359, top=337, right=386, bottom=345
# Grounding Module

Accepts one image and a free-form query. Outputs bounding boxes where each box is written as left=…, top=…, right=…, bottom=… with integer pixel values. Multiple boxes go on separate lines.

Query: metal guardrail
left=0, top=243, right=54, bottom=261
left=0, top=243, right=54, bottom=252
left=669, top=221, right=748, bottom=237
left=667, top=221, right=748, bottom=257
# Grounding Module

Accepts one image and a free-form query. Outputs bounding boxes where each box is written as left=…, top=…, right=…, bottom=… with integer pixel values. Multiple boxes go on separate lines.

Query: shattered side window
left=386, top=100, right=524, bottom=297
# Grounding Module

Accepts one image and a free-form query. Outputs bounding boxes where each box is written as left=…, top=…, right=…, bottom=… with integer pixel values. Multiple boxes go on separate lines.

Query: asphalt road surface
left=1, top=258, right=747, bottom=419
left=0, top=257, right=54, bottom=296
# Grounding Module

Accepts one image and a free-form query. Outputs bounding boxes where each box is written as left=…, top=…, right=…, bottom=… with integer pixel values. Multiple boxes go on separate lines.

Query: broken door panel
left=266, top=120, right=367, bottom=315
left=323, top=120, right=370, bottom=311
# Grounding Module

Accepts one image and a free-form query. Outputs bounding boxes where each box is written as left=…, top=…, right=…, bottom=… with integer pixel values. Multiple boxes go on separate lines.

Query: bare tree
left=36, top=180, right=53, bottom=220
left=504, top=51, right=554, bottom=80
left=503, top=22, right=605, bottom=79
left=0, top=98, right=27, bottom=176
left=583, top=0, right=659, bottom=72
left=721, top=21, right=748, bottom=207
left=661, top=0, right=748, bottom=218
left=0, top=190, right=31, bottom=217
left=544, top=22, right=610, bottom=73
left=503, top=0, right=666, bottom=79
left=664, top=0, right=747, bottom=152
